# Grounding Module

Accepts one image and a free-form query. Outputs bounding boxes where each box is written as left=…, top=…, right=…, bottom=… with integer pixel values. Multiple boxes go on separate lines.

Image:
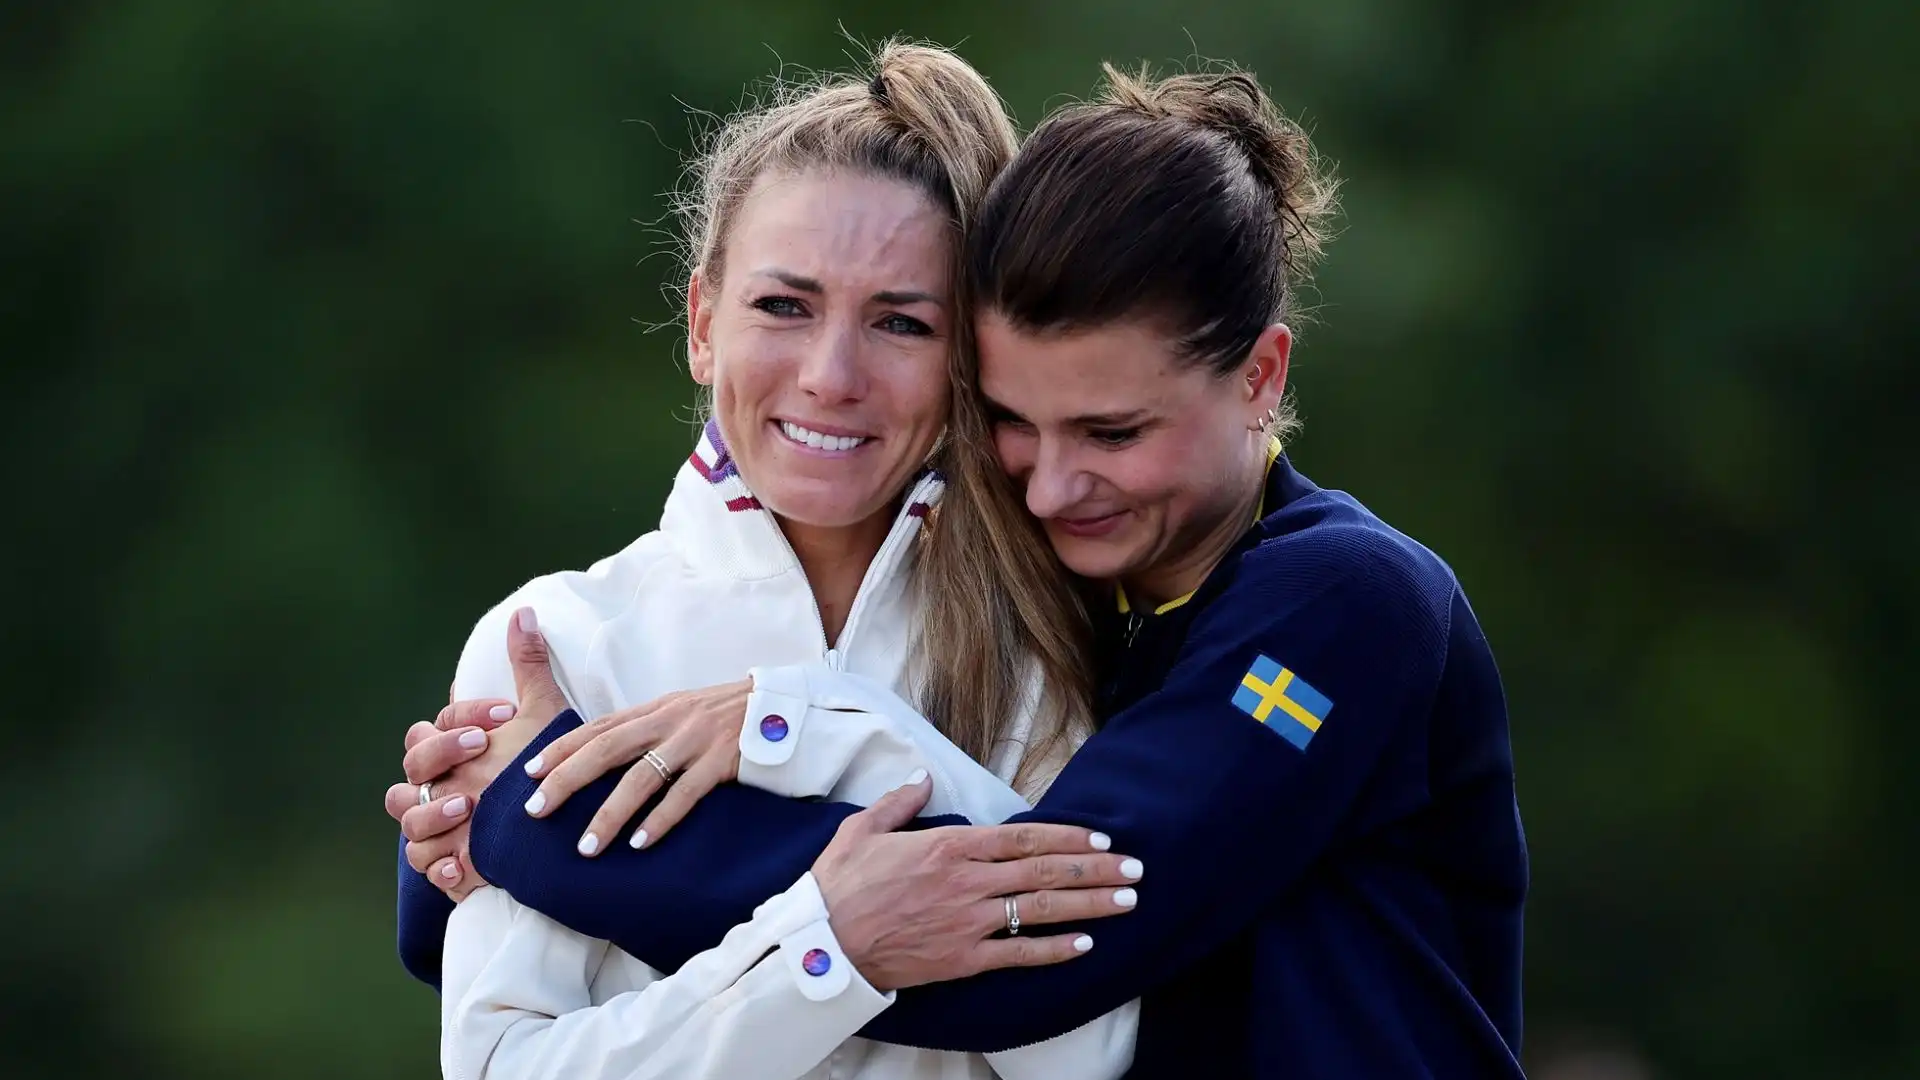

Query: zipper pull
left=824, top=647, right=842, bottom=671
left=1124, top=613, right=1143, bottom=648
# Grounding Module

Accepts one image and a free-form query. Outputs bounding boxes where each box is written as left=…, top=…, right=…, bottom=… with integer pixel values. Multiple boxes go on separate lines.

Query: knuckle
left=1013, top=825, right=1041, bottom=857
left=1030, top=858, right=1058, bottom=889
left=1028, top=890, right=1055, bottom=919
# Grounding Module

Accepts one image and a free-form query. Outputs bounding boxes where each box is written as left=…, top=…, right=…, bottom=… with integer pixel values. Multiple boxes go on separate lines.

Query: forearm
left=396, top=835, right=455, bottom=990
left=858, top=711, right=1298, bottom=1051
left=741, top=665, right=1029, bottom=822
left=856, top=554, right=1444, bottom=1051
left=469, top=711, right=966, bottom=970
left=443, top=877, right=891, bottom=1080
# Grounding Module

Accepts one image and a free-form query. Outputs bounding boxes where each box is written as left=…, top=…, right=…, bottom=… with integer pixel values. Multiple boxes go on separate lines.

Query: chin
left=760, top=483, right=890, bottom=531
left=1046, top=533, right=1140, bottom=582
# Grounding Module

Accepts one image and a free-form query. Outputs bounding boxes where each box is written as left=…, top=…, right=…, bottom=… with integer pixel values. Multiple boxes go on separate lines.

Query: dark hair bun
left=1100, top=63, right=1340, bottom=288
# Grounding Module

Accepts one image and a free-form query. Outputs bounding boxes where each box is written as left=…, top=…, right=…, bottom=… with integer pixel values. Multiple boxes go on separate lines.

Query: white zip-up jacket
left=437, top=423, right=1138, bottom=1080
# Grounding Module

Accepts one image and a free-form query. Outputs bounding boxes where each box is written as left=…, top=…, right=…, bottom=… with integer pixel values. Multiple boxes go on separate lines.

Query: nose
left=795, top=316, right=868, bottom=403
left=1023, top=436, right=1092, bottom=520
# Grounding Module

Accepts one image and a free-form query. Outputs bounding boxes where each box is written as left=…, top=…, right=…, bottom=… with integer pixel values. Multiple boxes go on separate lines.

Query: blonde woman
left=389, top=43, right=1142, bottom=1080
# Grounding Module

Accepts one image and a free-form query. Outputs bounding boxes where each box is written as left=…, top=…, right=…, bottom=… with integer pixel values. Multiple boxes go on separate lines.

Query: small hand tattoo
left=1068, top=862, right=1085, bottom=880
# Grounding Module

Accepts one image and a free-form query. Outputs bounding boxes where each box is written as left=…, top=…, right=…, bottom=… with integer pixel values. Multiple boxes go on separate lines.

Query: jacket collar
left=659, top=418, right=946, bottom=582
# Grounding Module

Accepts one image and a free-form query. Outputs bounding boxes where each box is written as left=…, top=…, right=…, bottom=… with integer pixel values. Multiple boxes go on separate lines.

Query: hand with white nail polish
left=385, top=669, right=543, bottom=901
left=497, top=605, right=754, bottom=857
left=808, top=775, right=1145, bottom=992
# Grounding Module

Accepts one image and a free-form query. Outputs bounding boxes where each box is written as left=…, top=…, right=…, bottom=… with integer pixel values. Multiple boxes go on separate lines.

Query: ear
left=687, top=271, right=716, bottom=386
left=1240, top=323, right=1293, bottom=424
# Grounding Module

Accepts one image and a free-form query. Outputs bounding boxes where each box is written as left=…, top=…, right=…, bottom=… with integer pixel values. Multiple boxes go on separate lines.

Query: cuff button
left=760, top=714, right=791, bottom=743
left=801, top=948, right=831, bottom=976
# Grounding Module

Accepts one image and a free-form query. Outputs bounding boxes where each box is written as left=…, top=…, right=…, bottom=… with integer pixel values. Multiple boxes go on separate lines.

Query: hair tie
left=870, top=72, right=890, bottom=104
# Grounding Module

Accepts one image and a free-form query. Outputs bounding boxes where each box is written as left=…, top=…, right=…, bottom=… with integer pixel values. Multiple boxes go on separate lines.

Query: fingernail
left=459, top=729, right=487, bottom=750
left=576, top=832, right=599, bottom=856
left=439, top=861, right=459, bottom=880
left=1089, top=832, right=1112, bottom=852
left=524, top=791, right=546, bottom=815
left=523, top=754, right=544, bottom=776
left=489, top=704, right=516, bottom=722
left=629, top=829, right=649, bottom=850
left=443, top=796, right=469, bottom=818
left=906, top=767, right=928, bottom=786
left=1120, top=858, right=1144, bottom=880
left=1073, top=935, right=1094, bottom=953
left=1113, top=888, right=1138, bottom=908
left=516, top=607, right=538, bottom=632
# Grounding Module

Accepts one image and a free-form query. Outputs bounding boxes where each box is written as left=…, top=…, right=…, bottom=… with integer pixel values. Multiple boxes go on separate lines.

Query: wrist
left=739, top=666, right=812, bottom=790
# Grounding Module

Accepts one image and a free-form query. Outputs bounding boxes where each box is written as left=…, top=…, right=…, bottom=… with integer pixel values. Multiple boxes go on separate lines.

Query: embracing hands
left=387, top=606, right=1144, bottom=987
left=383, top=606, right=759, bottom=895
left=810, top=779, right=1144, bottom=991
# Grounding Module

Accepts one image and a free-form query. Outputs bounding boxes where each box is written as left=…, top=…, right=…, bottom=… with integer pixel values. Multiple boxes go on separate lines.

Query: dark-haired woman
left=402, top=63, right=1527, bottom=1079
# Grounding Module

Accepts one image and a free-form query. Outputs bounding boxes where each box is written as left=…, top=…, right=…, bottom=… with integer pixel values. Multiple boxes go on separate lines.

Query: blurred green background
left=5, top=1, right=1914, bottom=1077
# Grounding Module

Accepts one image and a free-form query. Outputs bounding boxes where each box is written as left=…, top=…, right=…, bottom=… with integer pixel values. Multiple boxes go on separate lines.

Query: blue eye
left=877, top=313, right=934, bottom=336
left=753, top=296, right=807, bottom=317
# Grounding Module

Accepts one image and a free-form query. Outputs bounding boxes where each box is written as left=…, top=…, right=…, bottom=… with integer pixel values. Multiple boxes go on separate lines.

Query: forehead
left=977, top=314, right=1201, bottom=419
left=726, top=169, right=953, bottom=291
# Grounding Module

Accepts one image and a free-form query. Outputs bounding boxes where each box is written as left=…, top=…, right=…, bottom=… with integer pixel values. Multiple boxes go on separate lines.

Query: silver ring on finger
left=418, top=781, right=434, bottom=807
left=642, top=749, right=675, bottom=783
left=1004, top=894, right=1021, bottom=937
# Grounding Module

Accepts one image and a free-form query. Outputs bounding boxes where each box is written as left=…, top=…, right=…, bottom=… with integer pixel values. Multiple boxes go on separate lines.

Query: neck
left=1122, top=436, right=1271, bottom=611
left=779, top=510, right=894, bottom=646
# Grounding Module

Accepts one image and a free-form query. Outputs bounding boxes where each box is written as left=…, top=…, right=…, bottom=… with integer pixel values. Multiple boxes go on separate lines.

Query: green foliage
left=3, top=2, right=1912, bottom=1076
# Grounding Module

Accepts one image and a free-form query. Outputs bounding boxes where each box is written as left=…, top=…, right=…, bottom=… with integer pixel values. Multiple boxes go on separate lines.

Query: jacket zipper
left=768, top=477, right=937, bottom=672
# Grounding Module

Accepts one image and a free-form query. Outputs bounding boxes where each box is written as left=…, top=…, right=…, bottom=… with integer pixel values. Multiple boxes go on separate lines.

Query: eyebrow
left=753, top=269, right=942, bottom=307
left=980, top=393, right=1149, bottom=428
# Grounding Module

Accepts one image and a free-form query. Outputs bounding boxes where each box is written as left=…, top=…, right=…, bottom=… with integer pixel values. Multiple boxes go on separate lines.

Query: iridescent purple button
left=801, top=948, right=831, bottom=976
left=760, top=714, right=790, bottom=742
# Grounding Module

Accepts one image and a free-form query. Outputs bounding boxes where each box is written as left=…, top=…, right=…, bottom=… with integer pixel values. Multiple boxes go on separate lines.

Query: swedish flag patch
left=1231, top=654, right=1332, bottom=750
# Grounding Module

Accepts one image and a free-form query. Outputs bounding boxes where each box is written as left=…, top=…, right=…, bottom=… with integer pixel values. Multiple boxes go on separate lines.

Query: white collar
left=659, top=419, right=946, bottom=583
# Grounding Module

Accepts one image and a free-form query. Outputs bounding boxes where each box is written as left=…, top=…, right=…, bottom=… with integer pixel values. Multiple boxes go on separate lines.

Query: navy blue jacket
left=398, top=456, right=1528, bottom=1077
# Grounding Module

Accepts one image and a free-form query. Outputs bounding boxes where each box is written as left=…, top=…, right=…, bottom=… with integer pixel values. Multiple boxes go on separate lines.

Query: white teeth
left=781, top=422, right=868, bottom=452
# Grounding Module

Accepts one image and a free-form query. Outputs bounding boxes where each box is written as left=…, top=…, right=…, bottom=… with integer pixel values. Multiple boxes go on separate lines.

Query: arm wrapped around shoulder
left=858, top=526, right=1460, bottom=1051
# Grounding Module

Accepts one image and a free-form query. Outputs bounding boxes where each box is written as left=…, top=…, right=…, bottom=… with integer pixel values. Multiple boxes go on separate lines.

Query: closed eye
left=1088, top=427, right=1142, bottom=447
left=986, top=404, right=1032, bottom=431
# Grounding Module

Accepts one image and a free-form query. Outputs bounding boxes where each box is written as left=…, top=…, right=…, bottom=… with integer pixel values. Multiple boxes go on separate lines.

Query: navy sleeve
left=467, top=531, right=1450, bottom=1053
left=853, top=536, right=1453, bottom=1050
left=463, top=711, right=968, bottom=966
left=396, top=834, right=454, bottom=990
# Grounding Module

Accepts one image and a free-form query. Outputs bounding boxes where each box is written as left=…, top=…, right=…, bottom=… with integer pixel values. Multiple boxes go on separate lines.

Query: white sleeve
left=738, top=664, right=1139, bottom=1080
left=737, top=664, right=1029, bottom=821
left=442, top=872, right=893, bottom=1080
left=449, top=533, right=676, bottom=714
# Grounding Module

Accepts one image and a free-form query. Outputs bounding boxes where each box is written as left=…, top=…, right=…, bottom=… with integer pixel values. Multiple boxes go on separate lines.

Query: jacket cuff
left=738, top=665, right=811, bottom=790
left=766, top=872, right=895, bottom=1010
